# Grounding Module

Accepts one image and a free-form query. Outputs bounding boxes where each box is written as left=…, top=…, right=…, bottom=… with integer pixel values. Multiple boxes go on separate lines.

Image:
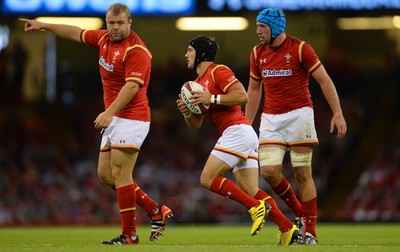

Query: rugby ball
left=180, top=81, right=210, bottom=115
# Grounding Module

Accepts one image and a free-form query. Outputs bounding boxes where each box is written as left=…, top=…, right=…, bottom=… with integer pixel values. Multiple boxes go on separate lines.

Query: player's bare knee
left=293, top=166, right=311, bottom=184
left=199, top=179, right=209, bottom=189
left=199, top=173, right=213, bottom=189
left=259, top=166, right=281, bottom=187
left=98, top=169, right=113, bottom=186
left=98, top=174, right=113, bottom=186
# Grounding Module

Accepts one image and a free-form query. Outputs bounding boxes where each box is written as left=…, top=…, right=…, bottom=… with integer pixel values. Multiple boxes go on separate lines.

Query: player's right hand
left=331, top=113, right=347, bottom=139
left=19, top=18, right=43, bottom=32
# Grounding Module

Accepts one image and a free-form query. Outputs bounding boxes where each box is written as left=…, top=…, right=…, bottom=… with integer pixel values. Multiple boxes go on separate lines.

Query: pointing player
left=245, top=8, right=347, bottom=244
left=176, top=35, right=303, bottom=245
left=20, top=3, right=172, bottom=245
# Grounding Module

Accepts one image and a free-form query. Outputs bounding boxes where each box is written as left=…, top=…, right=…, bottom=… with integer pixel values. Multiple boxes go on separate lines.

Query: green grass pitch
left=0, top=223, right=399, bottom=252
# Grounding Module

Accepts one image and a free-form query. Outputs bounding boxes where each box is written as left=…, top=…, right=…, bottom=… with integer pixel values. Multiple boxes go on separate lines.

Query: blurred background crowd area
left=1, top=4, right=400, bottom=226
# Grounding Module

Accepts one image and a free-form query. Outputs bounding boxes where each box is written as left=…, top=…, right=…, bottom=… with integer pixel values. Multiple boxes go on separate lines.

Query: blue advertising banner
left=2, top=0, right=196, bottom=16
left=2, top=0, right=399, bottom=16
left=206, top=0, right=400, bottom=11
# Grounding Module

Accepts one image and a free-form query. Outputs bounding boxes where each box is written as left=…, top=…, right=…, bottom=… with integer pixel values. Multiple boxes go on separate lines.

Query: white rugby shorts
left=259, top=107, right=319, bottom=147
left=211, top=124, right=259, bottom=172
left=100, top=116, right=150, bottom=151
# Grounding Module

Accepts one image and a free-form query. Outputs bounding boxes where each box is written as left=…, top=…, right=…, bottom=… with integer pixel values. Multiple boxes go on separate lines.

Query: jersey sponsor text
left=262, top=69, right=292, bottom=77
left=99, top=56, right=114, bottom=71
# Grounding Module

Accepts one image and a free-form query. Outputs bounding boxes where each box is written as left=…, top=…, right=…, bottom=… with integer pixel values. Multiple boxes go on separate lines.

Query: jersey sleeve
left=212, top=65, right=239, bottom=93
left=123, top=45, right=152, bottom=85
left=301, top=42, right=321, bottom=74
left=80, top=30, right=107, bottom=49
left=249, top=46, right=261, bottom=80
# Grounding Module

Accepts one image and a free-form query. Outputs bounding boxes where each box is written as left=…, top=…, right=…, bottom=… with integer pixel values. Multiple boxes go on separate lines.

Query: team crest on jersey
left=112, top=51, right=120, bottom=62
left=204, top=80, right=209, bottom=88
left=285, top=53, right=292, bottom=65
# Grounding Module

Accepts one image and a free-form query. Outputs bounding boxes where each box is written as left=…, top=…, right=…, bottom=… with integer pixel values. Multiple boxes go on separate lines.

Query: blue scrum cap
left=256, top=8, right=286, bottom=42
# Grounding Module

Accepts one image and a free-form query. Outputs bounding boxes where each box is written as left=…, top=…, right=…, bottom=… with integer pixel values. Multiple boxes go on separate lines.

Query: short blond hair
left=106, top=3, right=131, bottom=20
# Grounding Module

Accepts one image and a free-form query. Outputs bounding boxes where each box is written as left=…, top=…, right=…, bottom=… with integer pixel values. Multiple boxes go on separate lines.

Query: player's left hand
left=190, top=88, right=211, bottom=106
left=331, top=113, right=347, bottom=139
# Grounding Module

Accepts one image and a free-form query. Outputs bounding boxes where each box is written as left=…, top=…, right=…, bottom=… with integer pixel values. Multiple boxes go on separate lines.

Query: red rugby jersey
left=81, top=30, right=151, bottom=121
left=195, top=64, right=250, bottom=135
left=250, top=35, right=321, bottom=114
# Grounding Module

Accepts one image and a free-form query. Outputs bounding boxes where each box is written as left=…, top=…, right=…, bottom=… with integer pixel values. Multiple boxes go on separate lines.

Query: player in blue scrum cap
left=256, top=8, right=286, bottom=44
left=246, top=7, right=348, bottom=245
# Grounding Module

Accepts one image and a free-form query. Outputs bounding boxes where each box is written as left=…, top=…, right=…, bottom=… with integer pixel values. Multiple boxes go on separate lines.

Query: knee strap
left=259, top=146, right=286, bottom=167
left=290, top=151, right=313, bottom=167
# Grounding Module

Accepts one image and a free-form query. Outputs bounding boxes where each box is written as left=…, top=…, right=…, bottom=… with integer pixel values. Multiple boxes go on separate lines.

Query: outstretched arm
left=312, top=64, right=347, bottom=139
left=19, top=18, right=82, bottom=43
